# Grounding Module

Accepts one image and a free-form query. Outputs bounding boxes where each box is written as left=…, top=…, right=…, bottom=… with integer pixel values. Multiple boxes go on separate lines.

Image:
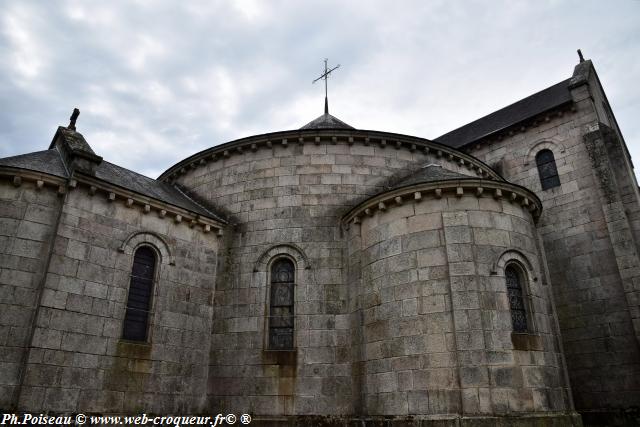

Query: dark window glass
left=536, top=149, right=560, bottom=190
left=505, top=265, right=528, bottom=333
left=269, top=259, right=295, bottom=350
left=123, top=246, right=156, bottom=341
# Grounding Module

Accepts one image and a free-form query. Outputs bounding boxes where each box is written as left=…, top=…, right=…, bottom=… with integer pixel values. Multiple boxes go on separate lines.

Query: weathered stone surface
left=2, top=59, right=639, bottom=427
left=467, top=75, right=640, bottom=417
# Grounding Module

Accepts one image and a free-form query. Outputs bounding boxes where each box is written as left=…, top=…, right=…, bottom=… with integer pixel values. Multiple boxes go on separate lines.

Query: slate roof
left=390, top=164, right=474, bottom=190
left=300, top=113, right=355, bottom=130
left=435, top=78, right=573, bottom=148
left=0, top=149, right=68, bottom=178
left=93, top=161, right=225, bottom=221
left=0, top=148, right=225, bottom=222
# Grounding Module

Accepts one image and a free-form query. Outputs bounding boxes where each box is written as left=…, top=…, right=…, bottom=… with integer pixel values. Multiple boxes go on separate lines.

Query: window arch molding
left=524, top=138, right=565, bottom=166
left=492, top=249, right=538, bottom=333
left=119, top=230, right=175, bottom=266
left=491, top=249, right=538, bottom=281
left=253, top=243, right=311, bottom=272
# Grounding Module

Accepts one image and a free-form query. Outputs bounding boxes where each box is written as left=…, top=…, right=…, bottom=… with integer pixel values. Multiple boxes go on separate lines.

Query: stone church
left=0, top=55, right=638, bottom=426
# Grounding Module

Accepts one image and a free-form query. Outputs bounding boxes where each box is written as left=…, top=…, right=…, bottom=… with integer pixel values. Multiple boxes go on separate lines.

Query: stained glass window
left=269, top=258, right=295, bottom=350
left=123, top=246, right=156, bottom=341
left=536, top=149, right=560, bottom=190
left=505, top=265, right=528, bottom=333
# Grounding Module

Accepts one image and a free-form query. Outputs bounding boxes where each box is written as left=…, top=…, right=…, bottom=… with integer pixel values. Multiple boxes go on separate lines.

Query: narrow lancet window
left=269, top=258, right=295, bottom=350
left=536, top=149, right=560, bottom=190
left=123, top=246, right=156, bottom=341
left=505, top=265, right=528, bottom=333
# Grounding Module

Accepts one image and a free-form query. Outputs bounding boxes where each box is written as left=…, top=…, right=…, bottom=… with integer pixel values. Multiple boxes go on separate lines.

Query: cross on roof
left=312, top=59, right=340, bottom=114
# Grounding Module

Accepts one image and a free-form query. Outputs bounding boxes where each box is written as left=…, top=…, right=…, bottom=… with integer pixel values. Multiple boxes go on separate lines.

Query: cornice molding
left=0, top=167, right=68, bottom=195
left=342, top=178, right=542, bottom=226
left=0, top=166, right=226, bottom=235
left=158, top=129, right=502, bottom=183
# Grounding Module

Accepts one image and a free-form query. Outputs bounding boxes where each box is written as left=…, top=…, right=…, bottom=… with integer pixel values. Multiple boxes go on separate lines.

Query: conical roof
left=300, top=113, right=354, bottom=130
left=390, top=164, right=473, bottom=189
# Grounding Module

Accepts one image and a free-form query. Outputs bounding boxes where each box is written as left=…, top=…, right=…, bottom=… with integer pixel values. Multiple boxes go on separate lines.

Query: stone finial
left=577, top=49, right=584, bottom=63
left=68, top=108, right=80, bottom=130
left=49, top=107, right=102, bottom=176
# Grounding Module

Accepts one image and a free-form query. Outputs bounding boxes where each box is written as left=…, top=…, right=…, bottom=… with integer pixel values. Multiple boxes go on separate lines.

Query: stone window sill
left=263, top=349, right=297, bottom=365
left=116, top=339, right=152, bottom=358
left=511, top=332, right=543, bottom=351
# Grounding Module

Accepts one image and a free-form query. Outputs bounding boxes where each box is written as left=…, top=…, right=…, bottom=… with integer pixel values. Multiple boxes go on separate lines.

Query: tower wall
left=348, top=187, right=571, bottom=417
left=172, top=133, right=489, bottom=416
left=14, top=184, right=220, bottom=414
left=461, top=75, right=640, bottom=415
left=0, top=179, right=62, bottom=410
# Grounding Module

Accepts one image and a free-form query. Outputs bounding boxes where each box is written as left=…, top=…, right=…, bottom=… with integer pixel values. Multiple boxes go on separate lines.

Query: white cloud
left=2, top=4, right=49, bottom=82
left=0, top=0, right=638, bottom=178
left=231, top=0, right=267, bottom=21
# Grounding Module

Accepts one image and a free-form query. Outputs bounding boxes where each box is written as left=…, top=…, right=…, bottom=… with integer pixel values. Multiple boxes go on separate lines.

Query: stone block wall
left=462, top=81, right=640, bottom=412
left=348, top=189, right=570, bottom=417
left=0, top=180, right=62, bottom=410
left=16, top=184, right=220, bottom=414
left=172, top=133, right=492, bottom=416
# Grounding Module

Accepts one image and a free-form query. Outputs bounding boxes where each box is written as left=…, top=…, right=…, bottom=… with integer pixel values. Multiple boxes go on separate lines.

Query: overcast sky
left=1, top=0, right=639, bottom=179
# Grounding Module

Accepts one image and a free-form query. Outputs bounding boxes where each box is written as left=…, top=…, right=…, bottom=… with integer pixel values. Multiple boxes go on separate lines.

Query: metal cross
left=313, top=59, right=340, bottom=114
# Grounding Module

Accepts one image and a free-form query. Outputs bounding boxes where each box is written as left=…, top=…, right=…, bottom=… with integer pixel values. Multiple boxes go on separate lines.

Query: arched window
left=536, top=149, right=560, bottom=190
left=123, top=246, right=156, bottom=341
left=269, top=258, right=295, bottom=350
left=505, top=265, right=528, bottom=333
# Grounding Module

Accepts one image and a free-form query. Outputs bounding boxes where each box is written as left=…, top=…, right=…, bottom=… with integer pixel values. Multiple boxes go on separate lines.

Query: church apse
left=3, top=55, right=639, bottom=425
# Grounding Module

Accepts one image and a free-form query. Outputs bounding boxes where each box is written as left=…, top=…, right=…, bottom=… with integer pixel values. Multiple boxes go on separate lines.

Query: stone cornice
left=158, top=129, right=503, bottom=182
left=0, top=166, right=226, bottom=235
left=0, top=166, right=68, bottom=194
left=75, top=174, right=226, bottom=233
left=342, top=178, right=542, bottom=226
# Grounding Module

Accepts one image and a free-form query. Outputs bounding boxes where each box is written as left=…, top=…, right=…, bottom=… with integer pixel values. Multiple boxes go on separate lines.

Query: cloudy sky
left=1, top=0, right=639, bottom=179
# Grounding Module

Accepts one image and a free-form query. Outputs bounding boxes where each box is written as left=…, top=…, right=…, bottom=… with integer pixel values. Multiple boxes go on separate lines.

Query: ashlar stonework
left=1, top=57, right=638, bottom=426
